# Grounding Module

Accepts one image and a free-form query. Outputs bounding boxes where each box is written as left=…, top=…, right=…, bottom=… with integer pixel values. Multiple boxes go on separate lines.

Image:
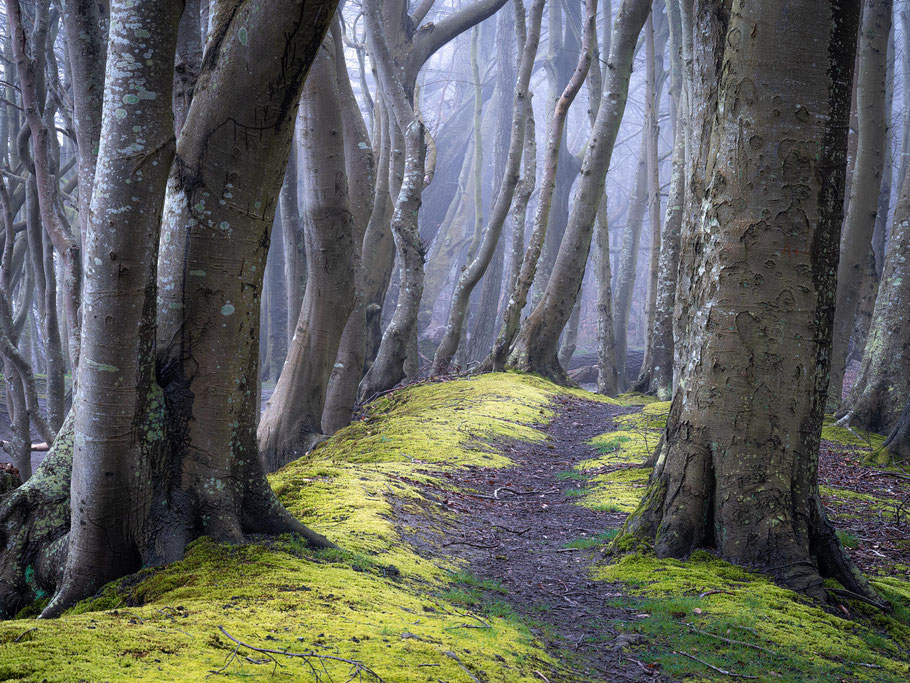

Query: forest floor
left=0, top=373, right=908, bottom=681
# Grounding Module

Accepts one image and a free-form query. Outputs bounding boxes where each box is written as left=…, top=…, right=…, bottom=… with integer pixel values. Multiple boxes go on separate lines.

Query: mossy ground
left=568, top=396, right=910, bottom=680
left=2, top=374, right=908, bottom=681
left=0, top=373, right=612, bottom=682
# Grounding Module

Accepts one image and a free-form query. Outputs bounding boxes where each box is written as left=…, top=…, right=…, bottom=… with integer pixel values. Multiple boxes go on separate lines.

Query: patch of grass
left=563, top=488, right=587, bottom=498
left=588, top=502, right=624, bottom=513
left=563, top=530, right=619, bottom=549
left=448, top=570, right=507, bottom=594
left=596, top=551, right=910, bottom=682
left=555, top=470, right=586, bottom=481
left=836, top=529, right=860, bottom=549
left=439, top=587, right=483, bottom=607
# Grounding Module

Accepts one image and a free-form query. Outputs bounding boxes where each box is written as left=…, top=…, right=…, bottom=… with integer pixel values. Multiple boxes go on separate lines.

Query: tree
left=507, top=0, right=651, bottom=383
left=430, top=0, right=546, bottom=375
left=0, top=0, right=339, bottom=619
left=870, top=395, right=910, bottom=464
left=827, top=0, right=892, bottom=411
left=836, top=158, right=910, bottom=435
left=257, top=29, right=356, bottom=472
left=622, top=0, right=877, bottom=604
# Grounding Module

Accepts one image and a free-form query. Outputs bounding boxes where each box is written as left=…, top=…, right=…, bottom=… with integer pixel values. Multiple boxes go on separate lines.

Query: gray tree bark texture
left=622, top=0, right=877, bottom=605
left=508, top=0, right=651, bottom=383
left=827, top=0, right=892, bottom=411
left=872, top=395, right=910, bottom=464
left=258, top=31, right=356, bottom=473
left=836, top=159, right=910, bottom=435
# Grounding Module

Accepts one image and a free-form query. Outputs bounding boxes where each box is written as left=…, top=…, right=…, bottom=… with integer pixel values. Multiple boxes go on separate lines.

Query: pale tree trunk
left=431, top=0, right=545, bottom=375
left=486, top=0, right=599, bottom=373
left=281, top=142, right=306, bottom=340
left=636, top=0, right=687, bottom=399
left=623, top=0, right=876, bottom=605
left=837, top=161, right=910, bottom=434
left=612, top=126, right=649, bottom=389
left=637, top=11, right=664, bottom=385
left=509, top=0, right=650, bottom=383
left=558, top=296, right=582, bottom=369
left=357, top=0, right=427, bottom=399
left=359, top=0, right=510, bottom=395
left=827, top=0, right=892, bottom=411
left=7, top=0, right=82, bottom=369
left=265, top=215, right=288, bottom=381
left=44, top=0, right=185, bottom=615
left=594, top=198, right=619, bottom=395
left=323, top=18, right=377, bottom=435
left=258, top=32, right=356, bottom=472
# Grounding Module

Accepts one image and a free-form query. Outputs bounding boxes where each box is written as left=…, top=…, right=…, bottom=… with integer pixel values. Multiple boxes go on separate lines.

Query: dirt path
left=419, top=394, right=661, bottom=682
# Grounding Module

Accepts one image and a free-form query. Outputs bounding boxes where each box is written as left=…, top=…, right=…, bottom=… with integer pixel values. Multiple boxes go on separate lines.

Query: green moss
left=821, top=415, right=887, bottom=450
left=0, top=373, right=588, bottom=682
left=563, top=530, right=618, bottom=549
left=596, top=551, right=910, bottom=681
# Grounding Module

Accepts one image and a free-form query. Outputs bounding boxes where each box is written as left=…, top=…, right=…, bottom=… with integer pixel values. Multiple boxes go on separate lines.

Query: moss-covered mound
left=0, top=373, right=610, bottom=682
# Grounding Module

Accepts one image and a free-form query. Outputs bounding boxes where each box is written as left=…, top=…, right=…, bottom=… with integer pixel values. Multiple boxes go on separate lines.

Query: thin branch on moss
left=684, top=624, right=780, bottom=657
left=672, top=651, right=758, bottom=679
left=215, top=626, right=387, bottom=682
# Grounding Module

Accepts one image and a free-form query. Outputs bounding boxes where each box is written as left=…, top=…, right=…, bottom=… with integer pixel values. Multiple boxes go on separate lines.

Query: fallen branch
left=494, top=486, right=559, bottom=499
left=215, top=626, right=386, bottom=681
left=444, top=650, right=482, bottom=683
left=673, top=651, right=758, bottom=679
left=827, top=588, right=891, bottom=612
left=684, top=624, right=779, bottom=657
left=12, top=627, right=36, bottom=643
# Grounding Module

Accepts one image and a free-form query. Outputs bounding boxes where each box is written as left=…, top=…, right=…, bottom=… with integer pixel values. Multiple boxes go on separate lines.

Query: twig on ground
left=443, top=651, right=482, bottom=683
left=494, top=486, right=559, bottom=499
left=215, top=626, right=386, bottom=681
left=12, top=627, right=36, bottom=643
left=684, top=624, right=779, bottom=657
left=827, top=588, right=891, bottom=612
left=534, top=670, right=552, bottom=682
left=442, top=539, right=499, bottom=549
left=673, top=651, right=758, bottom=679
left=492, top=524, right=531, bottom=535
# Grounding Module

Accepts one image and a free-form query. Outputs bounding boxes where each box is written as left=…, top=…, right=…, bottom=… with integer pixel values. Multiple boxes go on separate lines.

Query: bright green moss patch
left=822, top=415, right=887, bottom=450
left=596, top=551, right=910, bottom=681
left=0, top=373, right=586, bottom=682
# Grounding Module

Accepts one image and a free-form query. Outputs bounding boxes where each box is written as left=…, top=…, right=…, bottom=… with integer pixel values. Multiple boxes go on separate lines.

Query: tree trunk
left=636, top=0, right=686, bottom=399
left=836, top=161, right=910, bottom=434
left=827, top=0, right=892, bottom=411
left=44, top=0, right=185, bottom=615
left=323, top=18, right=377, bottom=436
left=613, top=131, right=649, bottom=389
left=622, top=0, right=875, bottom=604
left=265, top=214, right=288, bottom=382
left=486, top=0, right=598, bottom=373
left=258, top=32, right=356, bottom=472
left=430, top=0, right=545, bottom=375
left=871, top=395, right=910, bottom=464
left=281, top=142, right=306, bottom=340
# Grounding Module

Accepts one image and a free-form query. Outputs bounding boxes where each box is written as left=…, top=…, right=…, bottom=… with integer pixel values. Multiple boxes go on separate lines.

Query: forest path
left=430, top=394, right=660, bottom=682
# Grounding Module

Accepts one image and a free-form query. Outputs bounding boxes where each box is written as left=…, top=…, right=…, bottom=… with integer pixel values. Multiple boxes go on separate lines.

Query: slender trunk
left=487, top=0, right=599, bottom=373
left=636, top=0, right=685, bottom=399
left=594, top=198, right=619, bottom=395
left=623, top=0, right=874, bottom=605
left=612, top=127, right=649, bottom=389
left=431, top=0, right=546, bottom=375
left=265, top=215, right=288, bottom=381
left=827, top=0, right=892, bottom=411
left=258, top=33, right=356, bottom=472
left=871, top=395, right=910, bottom=464
left=323, top=18, right=376, bottom=435
left=638, top=12, right=663, bottom=384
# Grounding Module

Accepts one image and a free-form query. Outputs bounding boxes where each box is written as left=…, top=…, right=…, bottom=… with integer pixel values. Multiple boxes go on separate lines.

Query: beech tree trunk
left=874, top=395, right=910, bottom=463
left=486, top=0, right=599, bottom=373
left=430, top=0, right=545, bottom=375
left=0, top=0, right=338, bottom=618
left=837, top=160, right=910, bottom=434
left=258, top=31, right=356, bottom=472
left=827, top=0, right=892, bottom=411
left=508, top=0, right=651, bottom=383
left=623, top=0, right=876, bottom=604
